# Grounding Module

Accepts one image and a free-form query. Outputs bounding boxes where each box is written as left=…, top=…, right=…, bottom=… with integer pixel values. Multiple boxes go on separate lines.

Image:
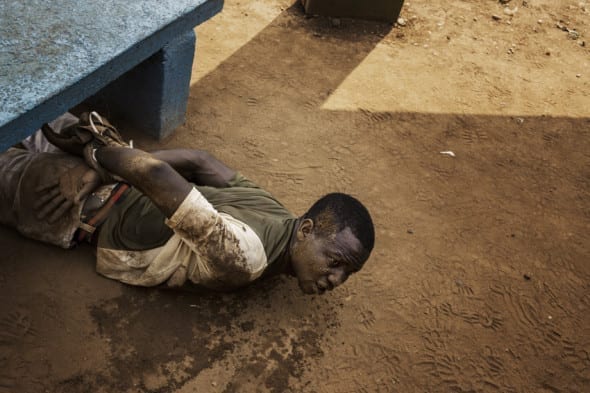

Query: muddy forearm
left=95, top=147, right=192, bottom=217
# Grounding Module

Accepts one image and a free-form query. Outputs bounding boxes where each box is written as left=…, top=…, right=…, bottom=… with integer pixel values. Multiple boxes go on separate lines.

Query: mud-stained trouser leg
left=0, top=148, right=86, bottom=248
left=0, top=148, right=35, bottom=228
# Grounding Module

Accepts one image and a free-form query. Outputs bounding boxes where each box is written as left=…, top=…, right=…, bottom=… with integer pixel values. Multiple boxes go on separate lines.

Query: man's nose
left=328, top=269, right=347, bottom=288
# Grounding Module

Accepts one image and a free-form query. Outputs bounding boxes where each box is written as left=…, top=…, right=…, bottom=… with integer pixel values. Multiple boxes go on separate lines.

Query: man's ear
left=296, top=218, right=314, bottom=240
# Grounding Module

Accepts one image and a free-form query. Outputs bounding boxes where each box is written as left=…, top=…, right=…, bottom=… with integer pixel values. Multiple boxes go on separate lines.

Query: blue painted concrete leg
left=87, top=30, right=196, bottom=139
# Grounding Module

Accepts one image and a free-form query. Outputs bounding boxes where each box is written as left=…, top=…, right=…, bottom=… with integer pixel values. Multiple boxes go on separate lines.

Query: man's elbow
left=139, top=156, right=174, bottom=180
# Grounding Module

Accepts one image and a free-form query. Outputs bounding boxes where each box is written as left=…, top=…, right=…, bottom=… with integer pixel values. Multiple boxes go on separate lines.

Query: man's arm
left=149, top=149, right=236, bottom=187
left=95, top=147, right=193, bottom=218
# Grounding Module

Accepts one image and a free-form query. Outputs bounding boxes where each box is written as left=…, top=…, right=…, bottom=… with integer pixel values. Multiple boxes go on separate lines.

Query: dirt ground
left=1, top=0, right=589, bottom=392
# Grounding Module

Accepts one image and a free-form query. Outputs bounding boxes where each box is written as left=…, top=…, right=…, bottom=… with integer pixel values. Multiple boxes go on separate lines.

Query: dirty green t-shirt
left=98, top=173, right=296, bottom=269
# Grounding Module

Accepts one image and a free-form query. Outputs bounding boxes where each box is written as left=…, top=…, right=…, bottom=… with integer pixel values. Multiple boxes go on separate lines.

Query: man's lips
left=299, top=279, right=334, bottom=295
left=316, top=279, right=334, bottom=293
left=299, top=281, right=325, bottom=295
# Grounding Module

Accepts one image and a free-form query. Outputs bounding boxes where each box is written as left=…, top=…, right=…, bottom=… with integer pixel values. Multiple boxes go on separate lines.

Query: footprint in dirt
left=0, top=310, right=35, bottom=344
left=0, top=310, right=36, bottom=393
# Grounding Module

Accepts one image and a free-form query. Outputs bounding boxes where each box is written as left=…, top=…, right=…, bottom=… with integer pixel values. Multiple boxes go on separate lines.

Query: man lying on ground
left=0, top=112, right=374, bottom=294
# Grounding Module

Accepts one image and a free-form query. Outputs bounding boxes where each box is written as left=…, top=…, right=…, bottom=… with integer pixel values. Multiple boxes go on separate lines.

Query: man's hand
left=34, top=165, right=101, bottom=223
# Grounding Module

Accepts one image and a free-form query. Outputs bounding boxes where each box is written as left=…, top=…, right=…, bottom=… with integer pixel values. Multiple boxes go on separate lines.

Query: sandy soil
left=1, top=0, right=589, bottom=392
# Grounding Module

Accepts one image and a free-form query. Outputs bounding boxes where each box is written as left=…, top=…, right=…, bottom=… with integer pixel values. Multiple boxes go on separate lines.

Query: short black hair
left=303, top=193, right=375, bottom=264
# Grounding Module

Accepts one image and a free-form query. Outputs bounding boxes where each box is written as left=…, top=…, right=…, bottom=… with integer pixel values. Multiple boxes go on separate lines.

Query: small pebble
left=577, top=74, right=582, bottom=78
left=504, top=6, right=519, bottom=16
left=407, top=229, right=414, bottom=234
left=492, top=14, right=502, bottom=21
left=523, top=273, right=531, bottom=280
left=397, top=17, right=406, bottom=26
left=568, top=30, right=580, bottom=40
left=556, top=21, right=569, bottom=31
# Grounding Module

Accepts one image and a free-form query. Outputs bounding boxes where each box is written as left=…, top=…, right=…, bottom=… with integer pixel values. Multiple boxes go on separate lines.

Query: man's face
left=290, top=220, right=366, bottom=295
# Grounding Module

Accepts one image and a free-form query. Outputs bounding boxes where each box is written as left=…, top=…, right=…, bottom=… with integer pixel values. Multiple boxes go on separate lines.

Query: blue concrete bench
left=0, top=0, right=223, bottom=151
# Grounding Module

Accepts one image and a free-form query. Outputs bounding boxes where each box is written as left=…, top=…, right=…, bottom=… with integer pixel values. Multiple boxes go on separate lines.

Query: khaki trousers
left=0, top=148, right=85, bottom=248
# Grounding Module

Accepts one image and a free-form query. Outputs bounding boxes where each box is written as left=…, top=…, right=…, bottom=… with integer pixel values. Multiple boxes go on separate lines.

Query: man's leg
left=0, top=149, right=88, bottom=248
left=0, top=148, right=36, bottom=228
left=1, top=114, right=77, bottom=227
left=21, top=112, right=79, bottom=153
left=0, top=114, right=92, bottom=248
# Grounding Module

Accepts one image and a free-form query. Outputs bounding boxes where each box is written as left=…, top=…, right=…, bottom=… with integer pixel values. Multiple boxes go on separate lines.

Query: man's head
left=289, top=193, right=375, bottom=295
